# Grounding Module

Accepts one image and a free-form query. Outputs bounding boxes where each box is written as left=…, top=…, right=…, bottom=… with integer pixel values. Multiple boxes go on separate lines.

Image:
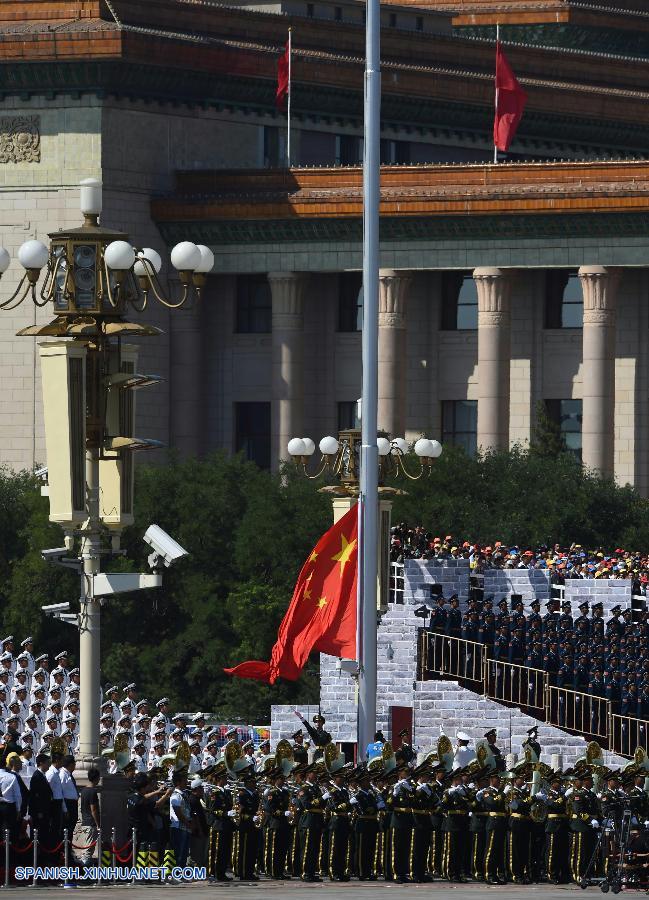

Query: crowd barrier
left=420, top=630, right=649, bottom=757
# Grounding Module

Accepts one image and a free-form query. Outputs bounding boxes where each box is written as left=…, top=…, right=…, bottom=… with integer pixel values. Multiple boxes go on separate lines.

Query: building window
left=336, top=134, right=362, bottom=166
left=334, top=5, right=342, bottom=19
left=544, top=399, right=582, bottom=460
left=235, top=402, right=271, bottom=469
left=545, top=270, right=583, bottom=328
left=236, top=275, right=272, bottom=333
left=263, top=125, right=285, bottom=168
left=307, top=2, right=314, bottom=14
left=389, top=12, right=397, bottom=26
left=441, top=271, right=478, bottom=330
left=338, top=401, right=359, bottom=430
left=416, top=15, right=423, bottom=30
left=338, top=272, right=363, bottom=332
left=380, top=139, right=410, bottom=164
left=442, top=400, right=478, bottom=456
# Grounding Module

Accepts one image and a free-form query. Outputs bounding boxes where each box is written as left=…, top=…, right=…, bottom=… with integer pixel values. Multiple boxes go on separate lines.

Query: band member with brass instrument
left=508, top=774, right=532, bottom=883
left=479, top=772, right=508, bottom=884
left=351, top=770, right=380, bottom=880
left=485, top=729, right=506, bottom=773
left=295, top=766, right=325, bottom=882
left=569, top=773, right=600, bottom=884
left=236, top=770, right=261, bottom=880
left=263, top=770, right=292, bottom=880
left=468, top=775, right=488, bottom=881
left=543, top=774, right=570, bottom=884
left=440, top=770, right=470, bottom=882
left=325, top=770, right=351, bottom=881
left=291, top=730, right=308, bottom=765
left=413, top=769, right=435, bottom=883
left=210, top=768, right=235, bottom=882
left=391, top=764, right=416, bottom=883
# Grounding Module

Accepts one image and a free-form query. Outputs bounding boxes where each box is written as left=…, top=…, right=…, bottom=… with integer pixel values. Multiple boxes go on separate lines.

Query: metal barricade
left=610, top=713, right=649, bottom=757
left=484, top=660, right=546, bottom=713
left=546, top=685, right=609, bottom=741
left=423, top=632, right=484, bottom=687
left=389, top=562, right=404, bottom=604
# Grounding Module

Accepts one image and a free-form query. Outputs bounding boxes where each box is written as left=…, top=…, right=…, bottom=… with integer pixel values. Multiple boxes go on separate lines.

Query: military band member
left=479, top=772, right=508, bottom=884
left=440, top=771, right=470, bottom=882
left=295, top=766, right=325, bottom=882
left=263, top=771, right=292, bottom=879
left=295, top=712, right=331, bottom=761
left=351, top=771, right=380, bottom=880
left=209, top=768, right=235, bottom=881
left=291, top=730, right=308, bottom=764
left=429, top=767, right=446, bottom=877
left=237, top=771, right=261, bottom=880
left=390, top=765, right=416, bottom=883
left=485, top=729, right=506, bottom=772
left=325, top=771, right=351, bottom=880
left=508, top=774, right=532, bottom=883
left=468, top=775, right=488, bottom=880
left=570, top=773, right=600, bottom=883
left=413, top=771, right=435, bottom=883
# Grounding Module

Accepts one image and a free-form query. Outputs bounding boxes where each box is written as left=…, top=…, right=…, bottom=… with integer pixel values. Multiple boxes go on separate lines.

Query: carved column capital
left=378, top=269, right=411, bottom=328
left=578, top=265, right=620, bottom=325
left=268, top=272, right=308, bottom=329
left=473, top=267, right=513, bottom=323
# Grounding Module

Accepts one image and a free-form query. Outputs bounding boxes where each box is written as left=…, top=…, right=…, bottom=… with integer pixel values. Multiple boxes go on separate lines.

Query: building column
left=474, top=267, right=513, bottom=453
left=378, top=269, right=411, bottom=436
left=269, top=272, right=307, bottom=469
left=579, top=265, right=619, bottom=477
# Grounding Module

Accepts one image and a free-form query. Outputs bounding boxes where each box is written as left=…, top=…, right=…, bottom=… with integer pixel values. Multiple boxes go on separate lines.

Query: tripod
left=579, top=809, right=633, bottom=894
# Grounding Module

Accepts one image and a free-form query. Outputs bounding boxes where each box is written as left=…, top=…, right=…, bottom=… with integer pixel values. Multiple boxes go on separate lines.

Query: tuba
left=101, top=732, right=131, bottom=771
left=224, top=740, right=250, bottom=778
left=325, top=742, right=345, bottom=775
left=530, top=799, right=548, bottom=823
left=382, top=741, right=396, bottom=774
left=437, top=734, right=454, bottom=772
left=175, top=740, right=191, bottom=772
left=275, top=739, right=296, bottom=776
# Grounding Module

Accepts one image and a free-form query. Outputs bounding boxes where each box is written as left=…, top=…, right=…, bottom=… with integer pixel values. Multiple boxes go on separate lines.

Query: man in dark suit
left=28, top=753, right=53, bottom=861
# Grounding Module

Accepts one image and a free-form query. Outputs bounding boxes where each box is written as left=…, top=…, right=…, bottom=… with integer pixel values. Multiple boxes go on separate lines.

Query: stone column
left=378, top=269, right=411, bottom=436
left=474, top=267, right=513, bottom=452
left=579, top=265, right=619, bottom=477
left=170, top=299, right=203, bottom=457
left=269, top=272, right=307, bottom=469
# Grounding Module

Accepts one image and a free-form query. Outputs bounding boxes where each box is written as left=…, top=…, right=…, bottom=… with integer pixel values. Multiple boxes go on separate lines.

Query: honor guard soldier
left=485, top=729, right=506, bottom=772
left=479, top=772, right=508, bottom=884
left=52, top=652, right=70, bottom=688
left=440, top=771, right=469, bottom=882
left=351, top=770, right=380, bottom=880
left=431, top=596, right=447, bottom=632
left=508, top=774, right=532, bottom=883
left=209, top=767, right=235, bottom=881
left=263, top=771, right=292, bottom=879
left=396, top=730, right=415, bottom=766
left=325, top=771, right=351, bottom=880
left=122, top=683, right=138, bottom=717
left=295, top=766, right=325, bottom=882
left=522, top=726, right=541, bottom=760
left=569, top=773, right=600, bottom=883
left=19, top=638, right=35, bottom=676
left=391, top=765, right=416, bottom=883
left=291, top=729, right=308, bottom=764
left=468, top=775, right=488, bottom=881
left=542, top=775, right=570, bottom=883
left=445, top=596, right=462, bottom=638
left=237, top=770, right=261, bottom=880
left=295, top=712, right=331, bottom=761
left=574, top=602, right=591, bottom=634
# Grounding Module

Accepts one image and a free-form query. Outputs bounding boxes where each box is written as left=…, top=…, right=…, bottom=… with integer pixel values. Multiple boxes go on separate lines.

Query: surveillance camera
left=41, top=548, right=68, bottom=562
left=143, top=524, right=189, bottom=569
left=42, top=602, right=70, bottom=614
left=34, top=466, right=48, bottom=480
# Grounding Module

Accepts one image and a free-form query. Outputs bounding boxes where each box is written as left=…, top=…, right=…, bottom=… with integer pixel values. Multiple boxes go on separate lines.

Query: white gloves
left=284, top=811, right=292, bottom=818
left=227, top=810, right=236, bottom=818
left=350, top=798, right=359, bottom=806
left=590, top=819, right=599, bottom=828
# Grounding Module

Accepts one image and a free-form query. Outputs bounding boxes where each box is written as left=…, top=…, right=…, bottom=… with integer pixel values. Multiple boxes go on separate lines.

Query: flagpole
left=358, top=0, right=380, bottom=756
left=493, top=23, right=499, bottom=164
left=287, top=27, right=292, bottom=167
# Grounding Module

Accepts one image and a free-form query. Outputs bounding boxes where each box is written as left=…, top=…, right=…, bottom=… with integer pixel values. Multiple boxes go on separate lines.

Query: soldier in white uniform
left=19, top=637, right=35, bottom=676
left=30, top=669, right=47, bottom=702
left=0, top=653, right=14, bottom=689
left=49, top=667, right=66, bottom=695
left=155, top=698, right=172, bottom=730
left=6, top=701, right=23, bottom=732
left=188, top=740, right=202, bottom=775
left=122, top=684, right=138, bottom=717
left=453, top=731, right=474, bottom=768
left=131, top=741, right=148, bottom=773
left=202, top=739, right=218, bottom=770
left=106, top=686, right=120, bottom=722
left=34, top=654, right=49, bottom=676
left=0, top=638, right=15, bottom=672
left=66, top=669, right=80, bottom=702
left=14, top=653, right=31, bottom=690
left=52, top=652, right=70, bottom=689
left=148, top=739, right=166, bottom=770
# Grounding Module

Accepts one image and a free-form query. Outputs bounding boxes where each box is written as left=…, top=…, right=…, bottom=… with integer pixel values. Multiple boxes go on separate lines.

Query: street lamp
left=288, top=425, right=442, bottom=753
left=0, top=178, right=201, bottom=767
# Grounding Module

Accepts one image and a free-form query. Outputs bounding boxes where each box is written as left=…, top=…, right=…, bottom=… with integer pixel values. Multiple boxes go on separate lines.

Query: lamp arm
left=0, top=272, right=33, bottom=310
left=139, top=260, right=191, bottom=309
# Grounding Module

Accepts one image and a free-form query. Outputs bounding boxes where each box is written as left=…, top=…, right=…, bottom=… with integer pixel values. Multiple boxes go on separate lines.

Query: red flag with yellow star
left=224, top=503, right=358, bottom=684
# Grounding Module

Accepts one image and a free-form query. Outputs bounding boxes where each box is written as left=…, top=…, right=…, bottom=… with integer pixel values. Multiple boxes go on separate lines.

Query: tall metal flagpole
left=358, top=0, right=380, bottom=757
left=493, top=23, right=500, bottom=164
left=287, top=28, right=292, bottom=167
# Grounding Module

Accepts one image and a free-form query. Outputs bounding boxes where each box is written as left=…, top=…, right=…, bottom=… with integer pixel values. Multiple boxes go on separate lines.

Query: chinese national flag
left=224, top=503, right=358, bottom=684
left=276, top=41, right=290, bottom=109
left=493, top=41, right=527, bottom=152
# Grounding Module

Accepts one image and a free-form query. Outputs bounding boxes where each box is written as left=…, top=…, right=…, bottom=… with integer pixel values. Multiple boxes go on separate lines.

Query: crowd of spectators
left=390, top=523, right=649, bottom=592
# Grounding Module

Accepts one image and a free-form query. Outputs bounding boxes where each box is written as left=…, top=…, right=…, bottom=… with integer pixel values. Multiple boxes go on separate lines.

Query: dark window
left=442, top=400, right=478, bottom=457
left=380, top=140, right=410, bottom=164
left=544, top=399, right=582, bottom=460
left=338, top=272, right=363, bottom=332
left=236, top=275, right=272, bottom=333
left=235, top=402, right=271, bottom=469
left=300, top=130, right=337, bottom=166
left=334, top=5, right=342, bottom=19
left=338, top=401, right=359, bottom=431
left=336, top=134, right=362, bottom=166
left=545, top=270, right=583, bottom=328
left=441, top=271, right=478, bottom=330
left=416, top=15, right=423, bottom=30
left=307, top=3, right=314, bottom=14
left=263, top=126, right=283, bottom=168
left=389, top=12, right=397, bottom=25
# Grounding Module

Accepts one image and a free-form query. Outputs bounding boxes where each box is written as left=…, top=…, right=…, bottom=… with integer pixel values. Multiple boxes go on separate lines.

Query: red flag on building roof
left=493, top=41, right=527, bottom=152
left=224, top=503, right=358, bottom=684
left=276, top=40, right=290, bottom=109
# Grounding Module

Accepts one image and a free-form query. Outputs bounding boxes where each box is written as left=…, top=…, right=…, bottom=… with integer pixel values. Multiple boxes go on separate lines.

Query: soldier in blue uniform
left=431, top=597, right=447, bottom=632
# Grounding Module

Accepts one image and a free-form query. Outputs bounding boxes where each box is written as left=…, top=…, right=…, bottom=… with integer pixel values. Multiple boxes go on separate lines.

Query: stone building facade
left=2, top=0, right=649, bottom=492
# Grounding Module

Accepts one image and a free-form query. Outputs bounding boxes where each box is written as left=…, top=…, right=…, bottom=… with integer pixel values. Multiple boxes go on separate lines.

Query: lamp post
left=0, top=178, right=205, bottom=764
left=288, top=428, right=442, bottom=751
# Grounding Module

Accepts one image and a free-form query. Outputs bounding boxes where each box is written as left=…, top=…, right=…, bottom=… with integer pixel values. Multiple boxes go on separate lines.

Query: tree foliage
left=2, top=443, right=649, bottom=721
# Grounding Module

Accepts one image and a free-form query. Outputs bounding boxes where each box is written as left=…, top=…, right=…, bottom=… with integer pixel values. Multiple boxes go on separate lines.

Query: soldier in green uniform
left=295, top=767, right=325, bottom=882
left=412, top=770, right=435, bottom=882
left=263, top=771, right=292, bottom=880
left=236, top=771, right=261, bottom=880
left=469, top=775, right=489, bottom=880
left=440, top=771, right=470, bottom=882
left=390, top=765, right=416, bottom=883
left=208, top=767, right=235, bottom=882
left=325, top=771, right=351, bottom=880
left=429, top=767, right=446, bottom=878
left=570, top=773, right=601, bottom=883
left=544, top=775, right=570, bottom=884
left=508, top=774, right=532, bottom=883
left=352, top=770, right=380, bottom=880
left=480, top=772, right=508, bottom=884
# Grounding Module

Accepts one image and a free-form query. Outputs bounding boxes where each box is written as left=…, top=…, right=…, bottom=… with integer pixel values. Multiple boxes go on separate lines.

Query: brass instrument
left=325, top=742, right=345, bottom=774
left=101, top=731, right=130, bottom=771
left=382, top=741, right=396, bottom=774
left=437, top=734, right=454, bottom=772
left=223, top=739, right=250, bottom=777
left=530, top=799, right=548, bottom=823
left=275, top=739, right=296, bottom=776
